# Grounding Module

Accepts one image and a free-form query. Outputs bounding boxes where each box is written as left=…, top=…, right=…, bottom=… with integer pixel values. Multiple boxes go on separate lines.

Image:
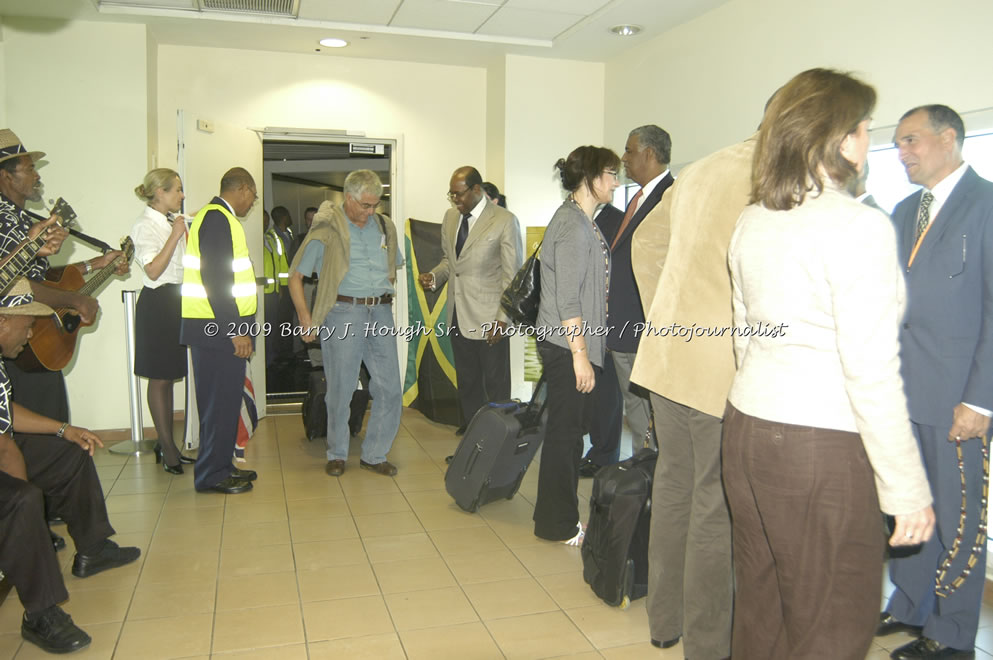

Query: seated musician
left=0, top=278, right=140, bottom=654
left=0, top=129, right=127, bottom=422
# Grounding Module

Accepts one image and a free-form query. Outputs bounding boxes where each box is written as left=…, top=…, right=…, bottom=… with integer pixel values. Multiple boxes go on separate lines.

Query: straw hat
left=0, top=129, right=45, bottom=166
left=0, top=277, right=55, bottom=317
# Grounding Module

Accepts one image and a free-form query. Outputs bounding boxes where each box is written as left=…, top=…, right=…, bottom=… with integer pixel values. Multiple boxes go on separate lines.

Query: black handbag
left=500, top=242, right=542, bottom=327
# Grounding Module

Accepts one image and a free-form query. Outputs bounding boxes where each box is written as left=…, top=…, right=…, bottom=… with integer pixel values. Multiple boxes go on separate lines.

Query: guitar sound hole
left=62, top=314, right=80, bottom=334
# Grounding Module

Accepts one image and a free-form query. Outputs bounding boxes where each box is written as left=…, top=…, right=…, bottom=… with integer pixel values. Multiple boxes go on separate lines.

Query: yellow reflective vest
left=182, top=203, right=257, bottom=318
left=263, top=226, right=289, bottom=294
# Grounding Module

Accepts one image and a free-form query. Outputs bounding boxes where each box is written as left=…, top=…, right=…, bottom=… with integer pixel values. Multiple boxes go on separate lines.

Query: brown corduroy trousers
left=722, top=404, right=885, bottom=660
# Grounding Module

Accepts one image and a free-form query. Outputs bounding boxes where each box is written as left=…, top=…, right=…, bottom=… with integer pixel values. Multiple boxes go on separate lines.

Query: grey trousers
left=646, top=394, right=732, bottom=659
left=611, top=351, right=652, bottom=445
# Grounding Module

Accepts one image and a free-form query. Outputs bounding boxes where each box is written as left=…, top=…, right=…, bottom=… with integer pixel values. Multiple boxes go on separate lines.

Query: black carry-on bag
left=301, top=365, right=372, bottom=440
left=302, top=368, right=327, bottom=440
left=581, top=447, right=658, bottom=608
left=445, top=377, right=547, bottom=513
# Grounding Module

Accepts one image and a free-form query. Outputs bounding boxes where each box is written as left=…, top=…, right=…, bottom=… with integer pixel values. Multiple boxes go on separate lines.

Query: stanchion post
left=109, top=289, right=156, bottom=456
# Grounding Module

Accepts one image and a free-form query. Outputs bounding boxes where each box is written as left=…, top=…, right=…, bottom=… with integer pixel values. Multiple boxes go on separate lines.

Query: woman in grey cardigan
left=533, top=146, right=620, bottom=544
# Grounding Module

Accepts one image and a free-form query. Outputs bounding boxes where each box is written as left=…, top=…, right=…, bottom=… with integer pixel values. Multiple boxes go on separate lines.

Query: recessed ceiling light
left=319, top=38, right=348, bottom=48
left=610, top=24, right=642, bottom=37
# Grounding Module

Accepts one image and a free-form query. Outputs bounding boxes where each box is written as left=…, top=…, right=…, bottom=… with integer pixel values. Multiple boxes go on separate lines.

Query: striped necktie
left=915, top=191, right=935, bottom=244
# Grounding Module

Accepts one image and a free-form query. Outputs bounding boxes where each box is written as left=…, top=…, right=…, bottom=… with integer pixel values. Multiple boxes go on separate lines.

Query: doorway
left=260, top=137, right=397, bottom=409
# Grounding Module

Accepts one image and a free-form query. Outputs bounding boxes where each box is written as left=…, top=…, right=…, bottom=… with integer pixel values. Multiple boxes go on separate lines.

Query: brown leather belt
left=336, top=294, right=393, bottom=305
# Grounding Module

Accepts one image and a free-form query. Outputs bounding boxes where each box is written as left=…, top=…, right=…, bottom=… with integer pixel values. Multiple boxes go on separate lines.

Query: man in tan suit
left=419, top=166, right=522, bottom=434
left=629, top=136, right=756, bottom=658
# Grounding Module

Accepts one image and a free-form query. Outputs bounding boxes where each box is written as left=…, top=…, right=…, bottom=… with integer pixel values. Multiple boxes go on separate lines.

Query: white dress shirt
left=633, top=169, right=671, bottom=214
left=130, top=206, right=186, bottom=288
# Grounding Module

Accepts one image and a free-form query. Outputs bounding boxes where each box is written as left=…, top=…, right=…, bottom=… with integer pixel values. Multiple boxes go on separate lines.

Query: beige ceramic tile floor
left=2, top=407, right=993, bottom=659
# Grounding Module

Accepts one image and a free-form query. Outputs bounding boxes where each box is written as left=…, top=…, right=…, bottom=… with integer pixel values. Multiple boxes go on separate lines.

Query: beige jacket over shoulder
left=289, top=200, right=399, bottom=325
left=630, top=137, right=755, bottom=418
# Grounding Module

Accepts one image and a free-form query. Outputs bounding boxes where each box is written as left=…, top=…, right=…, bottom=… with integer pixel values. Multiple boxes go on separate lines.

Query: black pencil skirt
left=134, top=283, right=187, bottom=380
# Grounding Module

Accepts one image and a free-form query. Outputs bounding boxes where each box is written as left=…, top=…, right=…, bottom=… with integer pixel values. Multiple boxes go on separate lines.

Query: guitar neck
left=77, top=255, right=124, bottom=297
left=0, top=234, right=48, bottom=295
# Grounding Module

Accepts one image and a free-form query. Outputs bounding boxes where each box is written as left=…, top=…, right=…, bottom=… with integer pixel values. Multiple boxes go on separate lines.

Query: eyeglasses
left=356, top=201, right=378, bottom=211
left=603, top=169, right=619, bottom=178
left=446, top=187, right=472, bottom=202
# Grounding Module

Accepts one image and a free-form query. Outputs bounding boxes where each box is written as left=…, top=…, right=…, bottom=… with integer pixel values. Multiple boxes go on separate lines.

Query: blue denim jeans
left=320, top=301, right=401, bottom=463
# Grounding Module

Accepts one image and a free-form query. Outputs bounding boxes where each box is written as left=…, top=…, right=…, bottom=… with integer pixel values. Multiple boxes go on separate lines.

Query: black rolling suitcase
left=582, top=447, right=658, bottom=608
left=445, top=378, right=547, bottom=513
left=301, top=365, right=371, bottom=440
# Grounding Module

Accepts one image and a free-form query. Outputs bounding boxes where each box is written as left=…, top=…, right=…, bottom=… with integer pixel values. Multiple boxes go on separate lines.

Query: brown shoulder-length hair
left=751, top=68, right=876, bottom=211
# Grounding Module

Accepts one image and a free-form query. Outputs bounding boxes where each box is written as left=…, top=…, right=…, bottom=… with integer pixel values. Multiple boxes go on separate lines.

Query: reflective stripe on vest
left=263, top=229, right=289, bottom=294
left=182, top=203, right=257, bottom=318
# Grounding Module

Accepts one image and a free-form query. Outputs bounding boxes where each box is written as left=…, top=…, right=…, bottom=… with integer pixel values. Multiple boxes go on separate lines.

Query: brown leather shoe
left=359, top=459, right=397, bottom=476
left=325, top=459, right=345, bottom=477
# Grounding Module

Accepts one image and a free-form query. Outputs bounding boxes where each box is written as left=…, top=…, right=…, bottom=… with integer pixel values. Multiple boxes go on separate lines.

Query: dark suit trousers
left=533, top=341, right=596, bottom=540
left=191, top=346, right=244, bottom=490
left=0, top=471, right=69, bottom=613
left=451, top=316, right=510, bottom=425
left=586, top=349, right=622, bottom=466
left=887, top=422, right=986, bottom=650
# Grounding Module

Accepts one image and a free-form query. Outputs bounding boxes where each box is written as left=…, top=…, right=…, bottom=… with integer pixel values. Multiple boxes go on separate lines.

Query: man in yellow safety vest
left=180, top=167, right=259, bottom=494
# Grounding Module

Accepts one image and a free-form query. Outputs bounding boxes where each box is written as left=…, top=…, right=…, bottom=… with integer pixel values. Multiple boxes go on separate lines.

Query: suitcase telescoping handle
left=516, top=374, right=547, bottom=436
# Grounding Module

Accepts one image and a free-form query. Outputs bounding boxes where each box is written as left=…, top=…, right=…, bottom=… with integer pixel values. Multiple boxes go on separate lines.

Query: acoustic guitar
left=0, top=198, right=77, bottom=296
left=16, top=237, right=134, bottom=372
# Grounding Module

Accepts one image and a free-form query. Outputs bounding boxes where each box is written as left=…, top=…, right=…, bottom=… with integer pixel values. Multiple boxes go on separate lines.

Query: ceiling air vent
left=198, top=0, right=299, bottom=18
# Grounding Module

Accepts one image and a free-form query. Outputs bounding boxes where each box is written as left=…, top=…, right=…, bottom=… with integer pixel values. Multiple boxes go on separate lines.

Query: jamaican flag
left=403, top=218, right=460, bottom=425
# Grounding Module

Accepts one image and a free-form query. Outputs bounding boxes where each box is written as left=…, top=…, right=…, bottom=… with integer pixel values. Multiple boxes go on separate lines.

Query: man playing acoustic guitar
left=0, top=129, right=128, bottom=422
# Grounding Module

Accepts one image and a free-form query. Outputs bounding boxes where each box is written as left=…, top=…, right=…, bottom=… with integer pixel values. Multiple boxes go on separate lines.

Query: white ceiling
left=0, top=0, right=730, bottom=66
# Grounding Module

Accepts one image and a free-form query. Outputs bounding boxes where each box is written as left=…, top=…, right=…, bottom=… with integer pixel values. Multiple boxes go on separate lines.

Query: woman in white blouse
left=129, top=169, right=190, bottom=474
left=723, top=69, right=936, bottom=659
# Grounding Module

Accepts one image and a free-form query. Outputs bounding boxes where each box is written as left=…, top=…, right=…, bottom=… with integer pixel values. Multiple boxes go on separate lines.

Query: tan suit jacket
left=430, top=199, right=522, bottom=339
left=630, top=137, right=756, bottom=418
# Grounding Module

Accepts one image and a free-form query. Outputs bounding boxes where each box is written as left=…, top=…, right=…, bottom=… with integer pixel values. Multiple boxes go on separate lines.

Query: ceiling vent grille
left=199, top=0, right=299, bottom=18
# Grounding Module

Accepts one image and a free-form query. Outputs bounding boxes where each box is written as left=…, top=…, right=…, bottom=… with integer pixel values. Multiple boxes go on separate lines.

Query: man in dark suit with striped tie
left=879, top=104, right=993, bottom=660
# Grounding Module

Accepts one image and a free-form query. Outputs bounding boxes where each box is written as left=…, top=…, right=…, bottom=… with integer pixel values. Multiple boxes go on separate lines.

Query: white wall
left=502, top=54, right=606, bottom=398
left=605, top=0, right=993, bottom=168
left=1, top=18, right=149, bottom=430
left=156, top=45, right=487, bottom=227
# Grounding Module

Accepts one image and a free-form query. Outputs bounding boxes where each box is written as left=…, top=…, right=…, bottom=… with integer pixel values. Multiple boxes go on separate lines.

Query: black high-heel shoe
left=153, top=446, right=184, bottom=475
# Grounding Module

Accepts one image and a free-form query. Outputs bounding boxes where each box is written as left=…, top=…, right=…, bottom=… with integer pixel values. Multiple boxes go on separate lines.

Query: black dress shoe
left=890, top=636, right=974, bottom=659
left=445, top=455, right=454, bottom=464
left=197, top=477, right=253, bottom=494
left=178, top=454, right=196, bottom=464
left=578, top=458, right=602, bottom=479
left=877, top=611, right=924, bottom=637
left=21, top=605, right=91, bottom=654
left=71, top=539, right=141, bottom=578
left=455, top=425, right=467, bottom=437
left=49, top=529, right=66, bottom=552
left=230, top=467, right=257, bottom=481
left=651, top=636, right=680, bottom=649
